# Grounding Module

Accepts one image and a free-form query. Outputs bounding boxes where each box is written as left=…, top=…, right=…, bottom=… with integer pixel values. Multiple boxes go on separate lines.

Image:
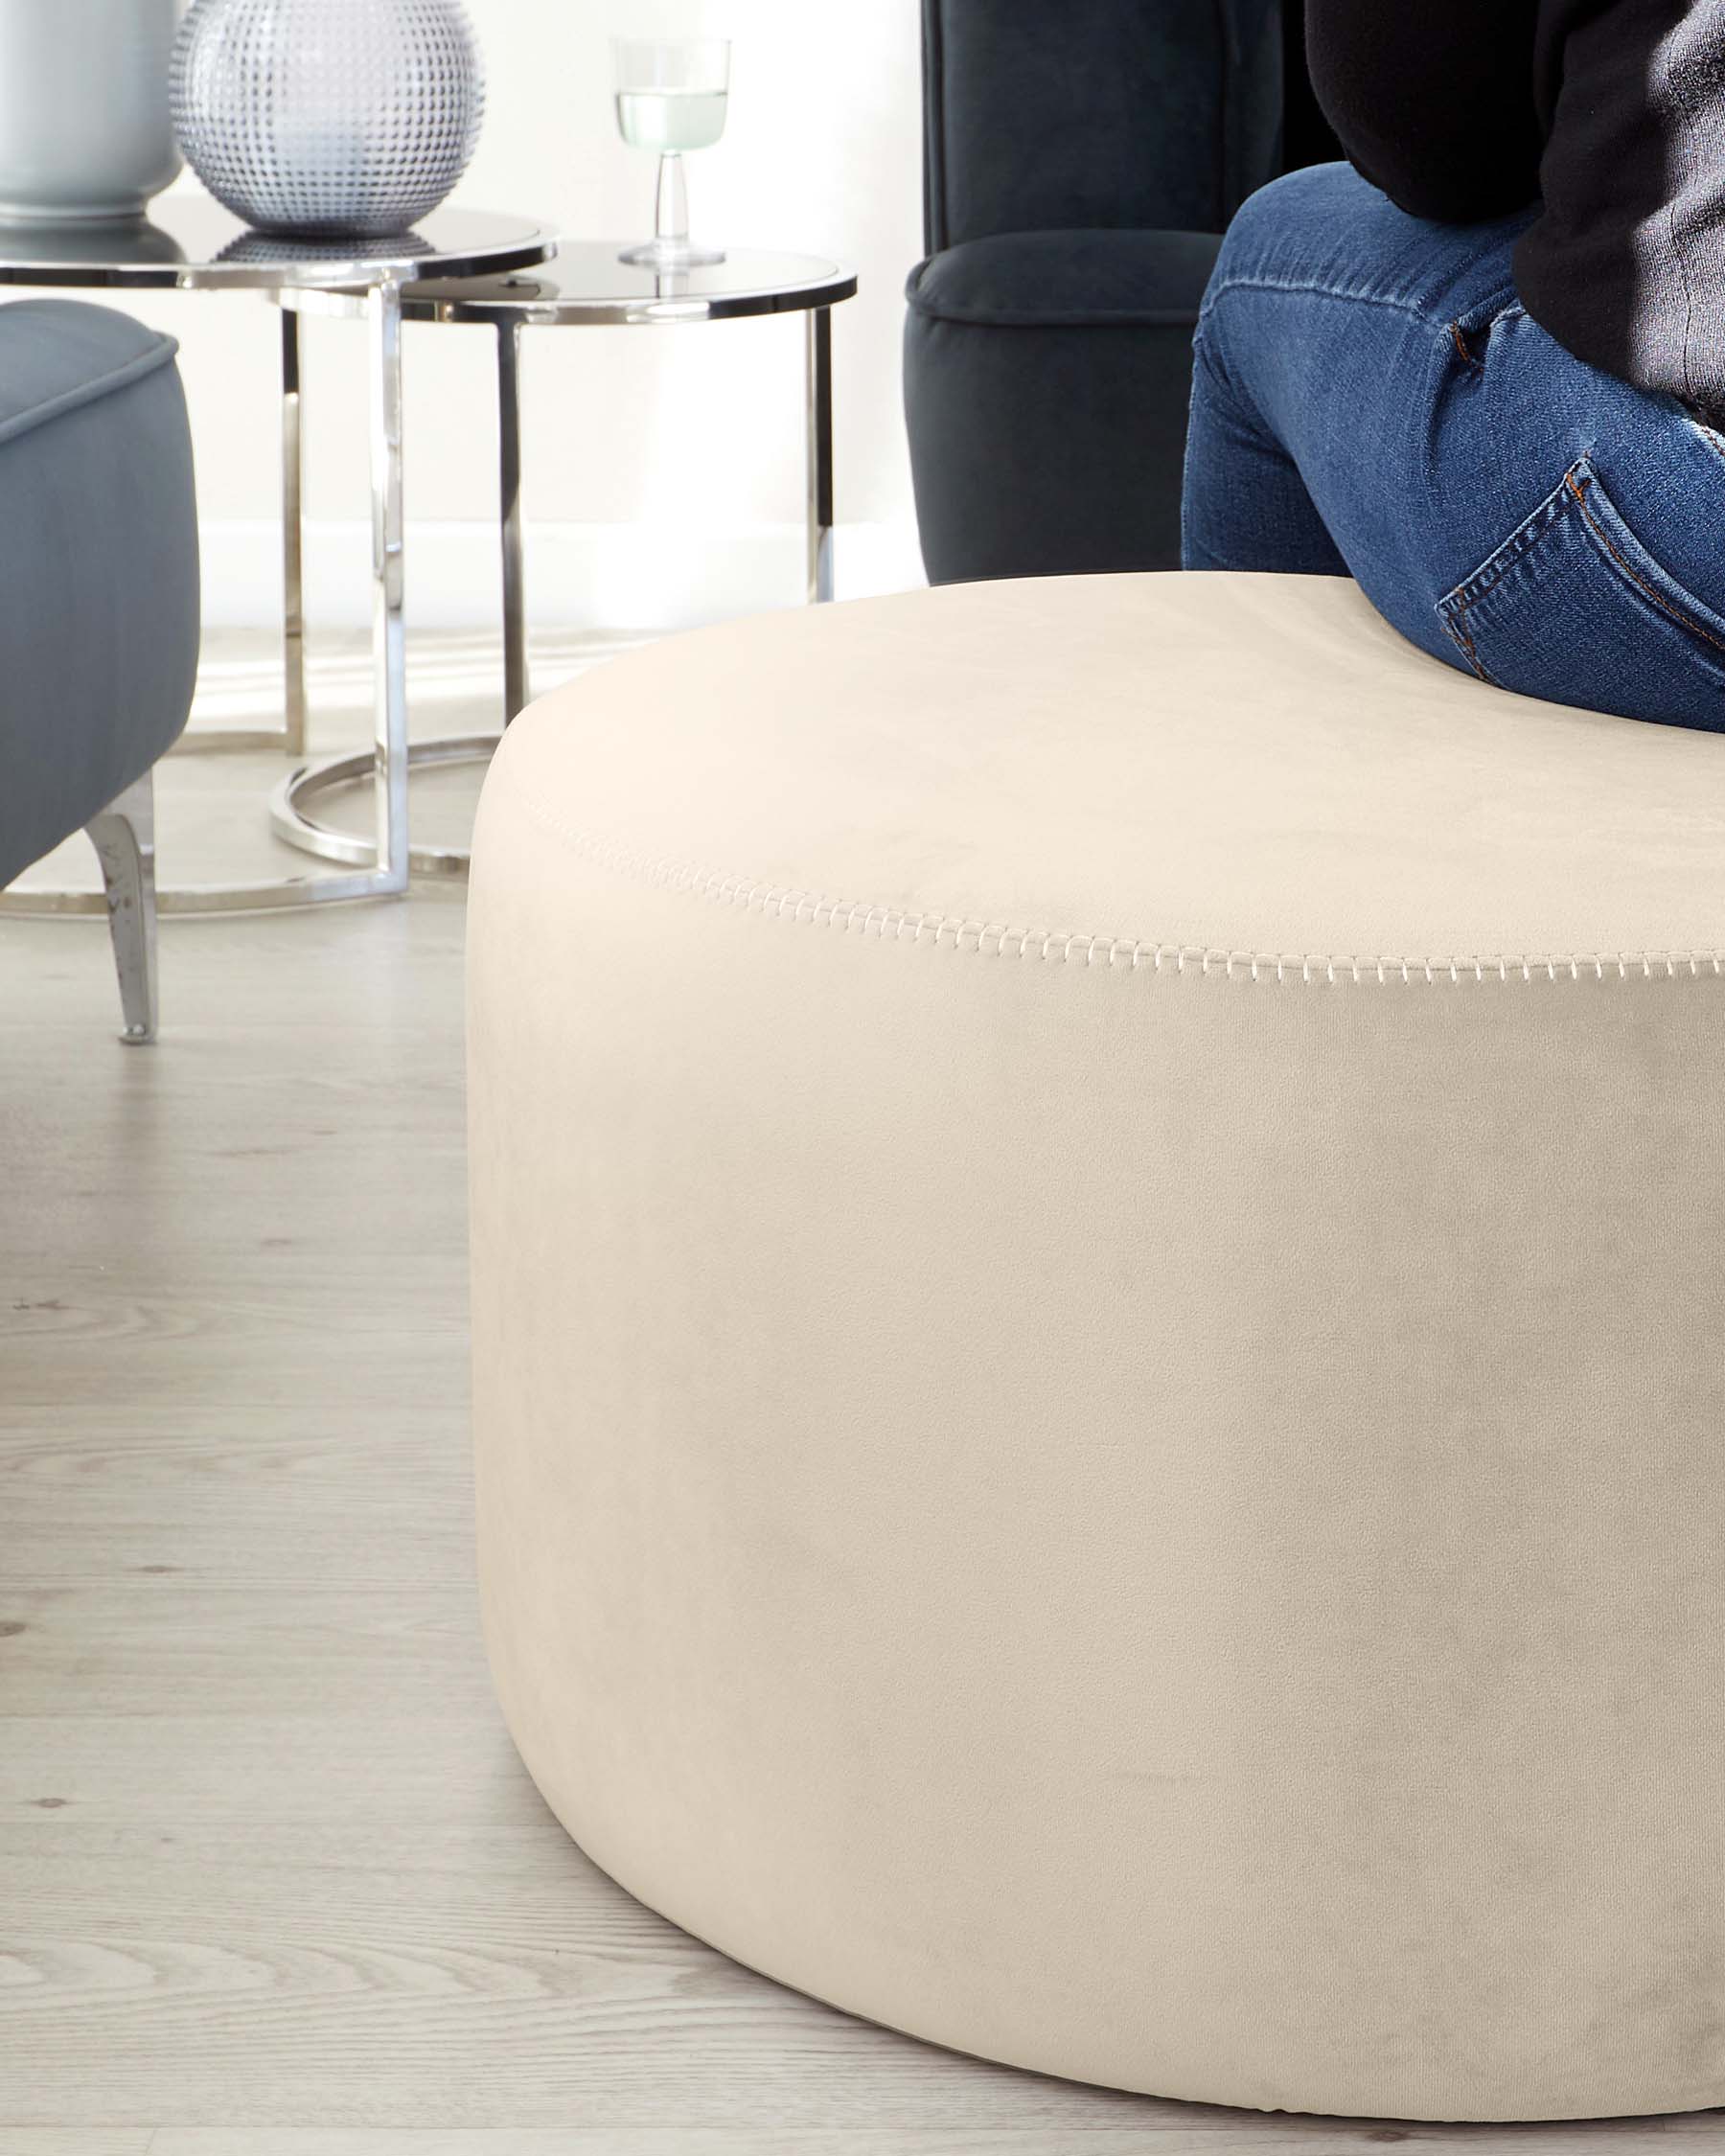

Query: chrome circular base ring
left=270, top=732, right=502, bottom=879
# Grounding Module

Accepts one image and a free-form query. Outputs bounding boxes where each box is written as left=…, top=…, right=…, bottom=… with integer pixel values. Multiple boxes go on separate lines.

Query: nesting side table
left=0, top=198, right=552, bottom=914
left=273, top=244, right=858, bottom=878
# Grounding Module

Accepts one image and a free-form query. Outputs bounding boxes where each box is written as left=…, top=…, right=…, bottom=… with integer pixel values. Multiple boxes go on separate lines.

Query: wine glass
left=612, top=37, right=729, bottom=270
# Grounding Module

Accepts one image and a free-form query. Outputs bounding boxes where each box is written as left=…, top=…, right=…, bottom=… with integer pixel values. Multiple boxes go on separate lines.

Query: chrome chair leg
left=85, top=771, right=158, bottom=1044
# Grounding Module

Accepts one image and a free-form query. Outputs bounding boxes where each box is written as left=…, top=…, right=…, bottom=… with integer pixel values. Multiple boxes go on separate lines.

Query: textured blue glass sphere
left=171, top=0, right=485, bottom=238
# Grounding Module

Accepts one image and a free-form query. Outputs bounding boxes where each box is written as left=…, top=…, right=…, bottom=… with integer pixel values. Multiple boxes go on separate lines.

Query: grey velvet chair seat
left=0, top=298, right=199, bottom=1039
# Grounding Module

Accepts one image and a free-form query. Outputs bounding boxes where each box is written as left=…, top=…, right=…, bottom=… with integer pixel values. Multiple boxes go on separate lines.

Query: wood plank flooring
left=3, top=637, right=1723, bottom=2152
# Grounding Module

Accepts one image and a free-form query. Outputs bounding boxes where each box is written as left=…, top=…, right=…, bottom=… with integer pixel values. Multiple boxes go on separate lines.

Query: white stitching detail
left=505, top=791, right=1725, bottom=989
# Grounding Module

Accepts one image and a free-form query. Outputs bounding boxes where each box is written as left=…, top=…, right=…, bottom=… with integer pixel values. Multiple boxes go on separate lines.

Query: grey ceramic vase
left=0, top=0, right=182, bottom=223
left=171, top=0, right=484, bottom=238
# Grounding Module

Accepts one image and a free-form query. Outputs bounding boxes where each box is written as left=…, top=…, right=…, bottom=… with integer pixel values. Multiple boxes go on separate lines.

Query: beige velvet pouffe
left=468, top=572, right=1725, bottom=2124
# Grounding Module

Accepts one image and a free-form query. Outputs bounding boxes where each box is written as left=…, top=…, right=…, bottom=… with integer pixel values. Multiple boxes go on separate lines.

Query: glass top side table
left=0, top=199, right=553, bottom=914
left=272, top=243, right=858, bottom=879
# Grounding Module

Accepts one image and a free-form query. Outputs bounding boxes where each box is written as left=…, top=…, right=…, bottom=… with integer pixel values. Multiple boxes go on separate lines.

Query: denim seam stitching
left=1195, top=277, right=1437, bottom=333
left=502, top=782, right=1725, bottom=989
left=1439, top=463, right=1584, bottom=613
left=1564, top=471, right=1725, bottom=659
left=1439, top=601, right=1493, bottom=684
left=1447, top=322, right=1482, bottom=371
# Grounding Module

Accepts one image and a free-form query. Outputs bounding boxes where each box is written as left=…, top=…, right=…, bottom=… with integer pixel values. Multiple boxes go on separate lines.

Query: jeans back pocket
left=1436, top=457, right=1725, bottom=731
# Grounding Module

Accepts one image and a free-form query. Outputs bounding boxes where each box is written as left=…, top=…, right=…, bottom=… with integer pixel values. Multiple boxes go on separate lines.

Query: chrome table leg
left=85, top=771, right=158, bottom=1043
left=498, top=318, right=529, bottom=722
left=270, top=278, right=494, bottom=882
left=806, top=305, right=834, bottom=604
left=368, top=275, right=411, bottom=893
left=281, top=305, right=309, bottom=760
left=7, top=285, right=418, bottom=916
left=153, top=293, right=311, bottom=756
left=269, top=278, right=417, bottom=892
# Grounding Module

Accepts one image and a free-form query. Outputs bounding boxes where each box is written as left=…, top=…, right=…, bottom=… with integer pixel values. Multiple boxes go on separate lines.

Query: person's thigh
left=1182, top=338, right=1347, bottom=576
left=1186, top=163, right=1725, bottom=729
left=1187, top=163, right=1536, bottom=666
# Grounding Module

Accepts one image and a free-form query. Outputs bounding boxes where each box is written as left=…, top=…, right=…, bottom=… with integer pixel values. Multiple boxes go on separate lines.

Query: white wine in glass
left=613, top=37, right=729, bottom=269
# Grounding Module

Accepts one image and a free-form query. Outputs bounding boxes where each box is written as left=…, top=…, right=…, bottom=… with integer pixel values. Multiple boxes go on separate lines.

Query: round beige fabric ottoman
left=468, top=571, right=1725, bottom=2124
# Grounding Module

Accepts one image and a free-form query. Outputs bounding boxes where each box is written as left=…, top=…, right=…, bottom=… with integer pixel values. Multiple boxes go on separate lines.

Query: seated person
left=1183, top=0, right=1725, bottom=733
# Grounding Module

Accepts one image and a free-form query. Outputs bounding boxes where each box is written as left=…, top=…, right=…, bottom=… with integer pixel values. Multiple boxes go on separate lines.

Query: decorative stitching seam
left=1565, top=471, right=1725, bottom=659
left=1196, top=277, right=1438, bottom=333
left=0, top=333, right=179, bottom=451
left=1441, top=464, right=1581, bottom=614
left=1440, top=599, right=1492, bottom=684
left=506, top=788, right=1725, bottom=991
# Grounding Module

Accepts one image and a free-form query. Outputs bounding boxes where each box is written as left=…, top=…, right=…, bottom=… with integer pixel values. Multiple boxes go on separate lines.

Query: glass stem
left=655, top=150, right=689, bottom=250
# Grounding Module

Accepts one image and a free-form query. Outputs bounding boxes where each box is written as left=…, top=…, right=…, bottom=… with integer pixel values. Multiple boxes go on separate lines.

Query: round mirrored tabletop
left=394, top=243, right=857, bottom=326
left=0, top=199, right=552, bottom=289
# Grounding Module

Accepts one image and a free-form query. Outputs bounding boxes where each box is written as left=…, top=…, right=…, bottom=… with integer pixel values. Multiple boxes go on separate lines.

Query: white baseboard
left=198, top=516, right=928, bottom=632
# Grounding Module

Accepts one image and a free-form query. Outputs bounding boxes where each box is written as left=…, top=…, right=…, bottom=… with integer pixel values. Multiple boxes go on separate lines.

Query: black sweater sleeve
left=1305, top=0, right=1545, bottom=223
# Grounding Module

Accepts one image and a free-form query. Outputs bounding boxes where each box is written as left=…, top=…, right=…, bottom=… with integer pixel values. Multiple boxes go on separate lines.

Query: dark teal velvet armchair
left=904, top=0, right=1289, bottom=583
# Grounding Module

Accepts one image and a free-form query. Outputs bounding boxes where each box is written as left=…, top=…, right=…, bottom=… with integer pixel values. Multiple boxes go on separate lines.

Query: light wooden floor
left=4, top=639, right=1724, bottom=2154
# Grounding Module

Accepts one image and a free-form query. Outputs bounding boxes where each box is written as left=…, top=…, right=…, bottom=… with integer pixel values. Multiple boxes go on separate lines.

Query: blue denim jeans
left=1183, top=163, right=1725, bottom=732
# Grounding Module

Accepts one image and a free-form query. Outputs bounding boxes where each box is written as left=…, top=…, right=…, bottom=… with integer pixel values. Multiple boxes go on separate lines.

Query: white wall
left=115, top=0, right=929, bottom=626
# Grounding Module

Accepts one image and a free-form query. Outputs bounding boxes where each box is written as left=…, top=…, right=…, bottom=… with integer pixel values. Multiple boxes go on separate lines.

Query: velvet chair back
left=922, top=0, right=1283, bottom=254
